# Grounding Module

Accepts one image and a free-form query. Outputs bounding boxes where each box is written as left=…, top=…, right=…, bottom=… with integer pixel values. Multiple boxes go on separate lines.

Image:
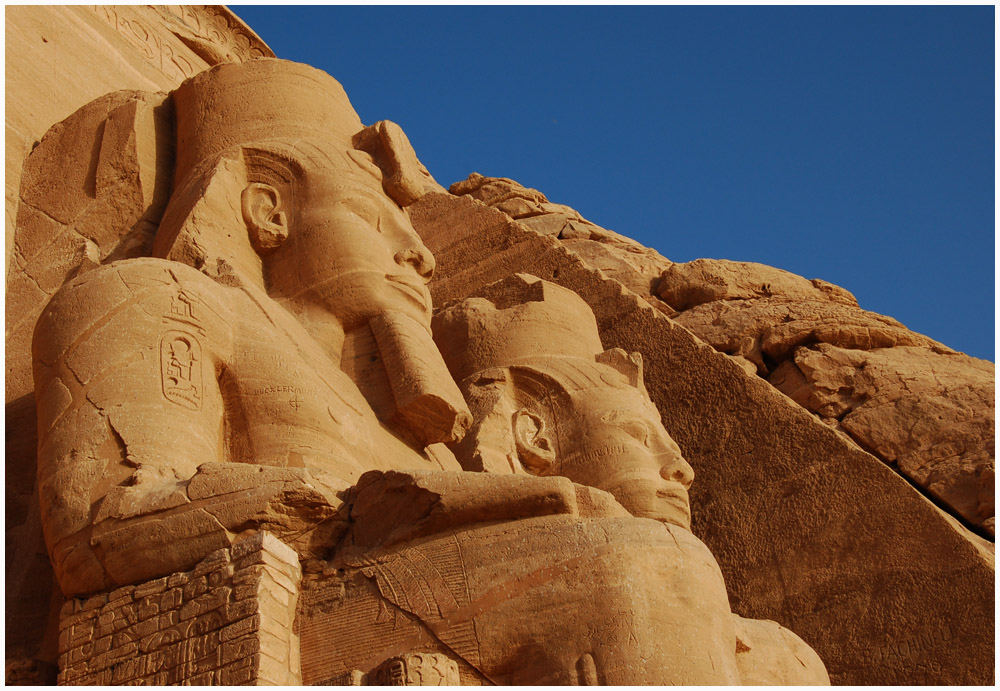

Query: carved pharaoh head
left=433, top=274, right=695, bottom=530
left=152, top=59, right=443, bottom=329
left=146, top=58, right=469, bottom=445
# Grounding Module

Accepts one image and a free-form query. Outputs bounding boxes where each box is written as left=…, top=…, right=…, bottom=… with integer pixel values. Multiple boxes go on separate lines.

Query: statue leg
left=314, top=516, right=742, bottom=685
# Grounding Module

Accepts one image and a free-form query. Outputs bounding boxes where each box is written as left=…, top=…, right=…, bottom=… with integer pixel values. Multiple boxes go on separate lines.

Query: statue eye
left=621, top=420, right=650, bottom=446
left=336, top=197, right=382, bottom=229
left=601, top=411, right=653, bottom=447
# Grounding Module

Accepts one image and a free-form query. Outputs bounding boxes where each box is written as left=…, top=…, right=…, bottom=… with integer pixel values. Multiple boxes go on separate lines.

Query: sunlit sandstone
left=27, top=58, right=829, bottom=685
left=7, top=7, right=992, bottom=686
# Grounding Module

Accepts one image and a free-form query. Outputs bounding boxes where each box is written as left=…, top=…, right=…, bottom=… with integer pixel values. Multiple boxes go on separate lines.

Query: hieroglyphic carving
left=57, top=533, right=301, bottom=685
left=91, top=6, right=273, bottom=84
left=372, top=658, right=407, bottom=685
left=167, top=290, right=198, bottom=325
left=356, top=534, right=482, bottom=673
left=160, top=6, right=273, bottom=63
left=368, top=653, right=461, bottom=686
left=863, top=624, right=955, bottom=671
left=160, top=332, right=202, bottom=409
left=158, top=289, right=206, bottom=409
left=92, top=6, right=199, bottom=82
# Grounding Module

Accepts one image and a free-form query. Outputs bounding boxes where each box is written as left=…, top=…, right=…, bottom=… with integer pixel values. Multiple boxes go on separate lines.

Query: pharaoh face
left=557, top=385, right=695, bottom=531
left=263, top=150, right=435, bottom=329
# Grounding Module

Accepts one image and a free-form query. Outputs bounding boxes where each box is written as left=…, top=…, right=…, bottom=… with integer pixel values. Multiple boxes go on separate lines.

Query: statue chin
left=622, top=490, right=693, bottom=532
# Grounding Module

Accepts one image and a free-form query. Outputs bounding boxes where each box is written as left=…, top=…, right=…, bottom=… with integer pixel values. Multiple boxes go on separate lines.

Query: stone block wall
left=56, top=533, right=300, bottom=685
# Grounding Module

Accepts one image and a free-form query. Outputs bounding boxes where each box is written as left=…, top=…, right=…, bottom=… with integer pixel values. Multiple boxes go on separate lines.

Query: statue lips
left=612, top=475, right=692, bottom=531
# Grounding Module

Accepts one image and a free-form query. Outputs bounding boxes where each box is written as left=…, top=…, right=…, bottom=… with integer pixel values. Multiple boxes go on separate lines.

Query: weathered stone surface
left=657, top=257, right=860, bottom=311
left=450, top=173, right=672, bottom=296
left=659, top=258, right=993, bottom=534
left=31, top=53, right=835, bottom=685
left=771, top=343, right=995, bottom=532
left=8, top=7, right=993, bottom=687
left=671, top=292, right=947, bottom=371
left=57, top=533, right=301, bottom=685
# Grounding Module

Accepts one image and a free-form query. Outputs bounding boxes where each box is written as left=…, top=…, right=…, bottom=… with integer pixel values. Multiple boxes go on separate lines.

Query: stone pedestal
left=56, top=533, right=301, bottom=685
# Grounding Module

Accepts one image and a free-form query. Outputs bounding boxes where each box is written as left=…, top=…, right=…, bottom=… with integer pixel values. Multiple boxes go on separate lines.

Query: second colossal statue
left=310, top=274, right=829, bottom=684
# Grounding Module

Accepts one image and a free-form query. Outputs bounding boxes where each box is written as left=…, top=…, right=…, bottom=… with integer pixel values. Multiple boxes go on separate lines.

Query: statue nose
left=660, top=456, right=695, bottom=490
left=394, top=247, right=435, bottom=282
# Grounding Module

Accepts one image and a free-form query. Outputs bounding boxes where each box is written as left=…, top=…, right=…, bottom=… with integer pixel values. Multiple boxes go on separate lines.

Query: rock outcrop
left=451, top=173, right=672, bottom=297
left=662, top=261, right=994, bottom=535
left=771, top=344, right=994, bottom=532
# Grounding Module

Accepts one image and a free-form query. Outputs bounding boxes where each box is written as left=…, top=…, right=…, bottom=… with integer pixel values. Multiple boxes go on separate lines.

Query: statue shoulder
left=34, top=258, right=236, bottom=368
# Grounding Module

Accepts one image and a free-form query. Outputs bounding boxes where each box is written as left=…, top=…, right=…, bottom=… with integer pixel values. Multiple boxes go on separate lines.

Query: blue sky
left=233, top=5, right=994, bottom=360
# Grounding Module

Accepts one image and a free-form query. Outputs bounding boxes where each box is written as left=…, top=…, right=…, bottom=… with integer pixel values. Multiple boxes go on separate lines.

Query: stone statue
left=434, top=273, right=696, bottom=525
left=32, top=59, right=470, bottom=597
left=301, top=274, right=827, bottom=684
left=29, top=58, right=828, bottom=685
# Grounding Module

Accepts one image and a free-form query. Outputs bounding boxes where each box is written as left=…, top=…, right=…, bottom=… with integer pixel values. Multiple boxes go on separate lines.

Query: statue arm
left=32, top=260, right=237, bottom=594
left=342, top=469, right=630, bottom=551
left=32, top=260, right=343, bottom=596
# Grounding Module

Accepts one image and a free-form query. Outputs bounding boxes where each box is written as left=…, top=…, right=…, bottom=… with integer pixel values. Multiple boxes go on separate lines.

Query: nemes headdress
left=432, top=274, right=647, bottom=397
left=171, top=58, right=363, bottom=187
left=154, top=58, right=444, bottom=278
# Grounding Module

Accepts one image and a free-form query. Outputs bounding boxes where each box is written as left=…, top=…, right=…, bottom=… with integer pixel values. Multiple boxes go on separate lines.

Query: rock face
left=4, top=7, right=992, bottom=688
left=658, top=258, right=993, bottom=535
left=771, top=344, right=995, bottom=532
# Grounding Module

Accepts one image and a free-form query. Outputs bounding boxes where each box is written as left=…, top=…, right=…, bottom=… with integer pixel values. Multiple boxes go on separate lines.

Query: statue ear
left=512, top=408, right=556, bottom=474
left=241, top=182, right=288, bottom=255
